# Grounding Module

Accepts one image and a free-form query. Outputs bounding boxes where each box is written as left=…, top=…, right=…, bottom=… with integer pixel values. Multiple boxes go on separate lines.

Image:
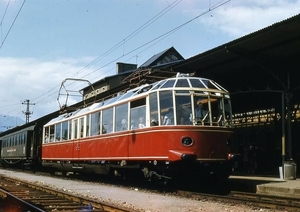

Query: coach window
left=159, top=90, right=174, bottom=125
left=55, top=123, right=61, bottom=141
left=91, top=112, right=101, bottom=136
left=49, top=125, right=55, bottom=142
left=61, top=121, right=68, bottom=140
left=102, top=108, right=113, bottom=133
left=21, top=133, right=25, bottom=144
left=149, top=92, right=159, bottom=126
left=116, top=103, right=128, bottom=132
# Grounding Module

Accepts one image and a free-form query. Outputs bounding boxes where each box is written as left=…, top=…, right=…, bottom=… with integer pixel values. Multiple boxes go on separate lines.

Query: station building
left=80, top=14, right=300, bottom=176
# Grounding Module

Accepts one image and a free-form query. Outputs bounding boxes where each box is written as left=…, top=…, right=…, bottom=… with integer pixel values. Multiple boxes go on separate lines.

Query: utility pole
left=22, top=99, right=35, bottom=123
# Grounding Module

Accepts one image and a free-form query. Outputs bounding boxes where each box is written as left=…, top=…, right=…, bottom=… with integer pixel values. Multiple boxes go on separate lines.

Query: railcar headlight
left=181, top=137, right=194, bottom=146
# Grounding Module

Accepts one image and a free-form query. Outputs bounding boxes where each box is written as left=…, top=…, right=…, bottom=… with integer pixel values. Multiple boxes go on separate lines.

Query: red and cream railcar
left=42, top=73, right=234, bottom=180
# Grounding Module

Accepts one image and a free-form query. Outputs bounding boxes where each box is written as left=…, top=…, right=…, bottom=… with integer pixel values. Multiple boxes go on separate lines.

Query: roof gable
left=140, top=46, right=184, bottom=68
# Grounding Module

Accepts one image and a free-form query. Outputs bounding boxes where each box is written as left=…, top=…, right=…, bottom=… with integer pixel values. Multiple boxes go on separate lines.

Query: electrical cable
left=0, top=0, right=26, bottom=49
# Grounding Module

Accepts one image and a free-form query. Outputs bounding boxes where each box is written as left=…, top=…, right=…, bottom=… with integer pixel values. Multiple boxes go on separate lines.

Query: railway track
left=0, top=175, right=135, bottom=212
left=176, top=190, right=300, bottom=211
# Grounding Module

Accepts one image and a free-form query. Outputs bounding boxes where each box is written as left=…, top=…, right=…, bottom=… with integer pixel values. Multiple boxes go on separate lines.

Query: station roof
left=168, top=14, right=300, bottom=113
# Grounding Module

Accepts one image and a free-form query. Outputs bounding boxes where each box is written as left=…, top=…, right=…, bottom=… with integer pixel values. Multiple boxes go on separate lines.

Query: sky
left=0, top=0, right=300, bottom=129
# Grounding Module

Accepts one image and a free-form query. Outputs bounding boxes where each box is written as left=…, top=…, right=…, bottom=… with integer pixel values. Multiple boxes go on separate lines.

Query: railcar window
left=86, top=114, right=90, bottom=137
left=224, top=97, right=232, bottom=127
left=130, top=104, right=146, bottom=129
left=210, top=96, right=224, bottom=126
left=91, top=112, right=101, bottom=136
left=55, top=123, right=61, bottom=141
left=62, top=121, right=68, bottom=140
left=116, top=103, right=128, bottom=132
left=44, top=127, right=49, bottom=143
left=189, top=79, right=206, bottom=88
left=130, top=98, right=146, bottom=129
left=104, top=95, right=120, bottom=106
left=159, top=90, right=174, bottom=125
left=68, top=121, right=72, bottom=140
left=73, top=119, right=78, bottom=139
left=150, top=80, right=166, bottom=91
left=201, top=79, right=219, bottom=90
left=50, top=125, right=55, bottom=142
left=175, top=79, right=190, bottom=88
left=102, top=108, right=113, bottom=133
left=193, top=96, right=210, bottom=125
left=161, top=79, right=175, bottom=88
left=175, top=94, right=192, bottom=125
left=149, top=92, right=159, bottom=126
left=79, top=117, right=84, bottom=138
left=118, top=90, right=135, bottom=101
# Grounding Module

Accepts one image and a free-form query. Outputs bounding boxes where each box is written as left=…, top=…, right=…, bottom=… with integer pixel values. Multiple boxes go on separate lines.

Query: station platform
left=230, top=175, right=300, bottom=199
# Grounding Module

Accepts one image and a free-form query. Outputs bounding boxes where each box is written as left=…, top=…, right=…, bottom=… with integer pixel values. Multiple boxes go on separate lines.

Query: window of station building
left=116, top=103, right=128, bottom=132
left=91, top=111, right=101, bottom=136
left=62, top=121, right=68, bottom=140
left=159, top=90, right=174, bottom=125
left=130, top=98, right=146, bottom=129
left=55, top=123, right=61, bottom=141
left=175, top=93, right=192, bottom=125
left=102, top=108, right=113, bottom=133
left=149, top=92, right=159, bottom=126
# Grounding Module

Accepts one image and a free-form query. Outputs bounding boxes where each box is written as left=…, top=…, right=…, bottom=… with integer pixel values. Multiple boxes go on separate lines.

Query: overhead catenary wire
left=57, top=0, right=231, bottom=92
left=31, top=0, right=183, bottom=106
left=0, top=0, right=11, bottom=42
left=35, top=0, right=231, bottom=106
left=0, top=0, right=26, bottom=50
left=1, top=0, right=231, bottom=126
